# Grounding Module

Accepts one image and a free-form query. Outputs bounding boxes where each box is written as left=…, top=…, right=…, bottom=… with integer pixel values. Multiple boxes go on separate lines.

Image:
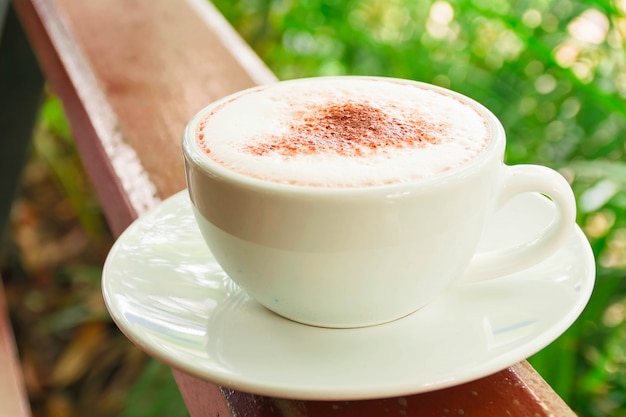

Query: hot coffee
left=183, top=76, right=576, bottom=328
left=195, top=77, right=490, bottom=187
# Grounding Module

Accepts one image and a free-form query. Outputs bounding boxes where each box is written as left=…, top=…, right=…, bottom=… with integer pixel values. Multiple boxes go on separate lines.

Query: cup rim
left=182, top=76, right=506, bottom=195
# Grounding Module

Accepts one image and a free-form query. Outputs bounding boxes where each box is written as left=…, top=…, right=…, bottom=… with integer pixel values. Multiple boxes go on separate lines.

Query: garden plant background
left=2, top=0, right=626, bottom=416
left=211, top=1, right=626, bottom=415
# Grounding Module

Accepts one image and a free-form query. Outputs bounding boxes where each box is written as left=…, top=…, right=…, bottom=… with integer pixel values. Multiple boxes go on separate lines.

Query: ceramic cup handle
left=463, top=164, right=576, bottom=282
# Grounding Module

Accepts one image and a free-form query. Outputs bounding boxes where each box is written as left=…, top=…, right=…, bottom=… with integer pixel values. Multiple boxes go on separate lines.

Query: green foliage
left=119, top=359, right=189, bottom=417
left=35, top=95, right=109, bottom=241
left=32, top=1, right=626, bottom=415
left=211, top=0, right=626, bottom=415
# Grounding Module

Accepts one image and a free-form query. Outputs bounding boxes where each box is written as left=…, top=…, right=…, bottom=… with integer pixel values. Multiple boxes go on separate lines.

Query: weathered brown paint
left=12, top=0, right=577, bottom=416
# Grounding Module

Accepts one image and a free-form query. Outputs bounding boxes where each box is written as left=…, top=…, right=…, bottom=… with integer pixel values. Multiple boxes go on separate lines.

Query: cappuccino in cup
left=183, top=76, right=576, bottom=328
left=195, top=78, right=489, bottom=187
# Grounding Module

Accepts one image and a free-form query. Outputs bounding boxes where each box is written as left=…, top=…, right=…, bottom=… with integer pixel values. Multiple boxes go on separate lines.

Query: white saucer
left=102, top=190, right=595, bottom=400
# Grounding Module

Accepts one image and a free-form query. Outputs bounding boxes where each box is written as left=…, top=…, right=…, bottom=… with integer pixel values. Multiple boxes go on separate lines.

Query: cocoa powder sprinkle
left=243, top=101, right=444, bottom=158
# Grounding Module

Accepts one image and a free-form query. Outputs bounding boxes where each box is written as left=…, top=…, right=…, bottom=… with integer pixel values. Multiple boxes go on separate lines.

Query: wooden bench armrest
left=13, top=0, right=576, bottom=416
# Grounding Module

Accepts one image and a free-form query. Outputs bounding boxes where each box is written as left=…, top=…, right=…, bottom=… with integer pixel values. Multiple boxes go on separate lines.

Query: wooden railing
left=2, top=0, right=577, bottom=416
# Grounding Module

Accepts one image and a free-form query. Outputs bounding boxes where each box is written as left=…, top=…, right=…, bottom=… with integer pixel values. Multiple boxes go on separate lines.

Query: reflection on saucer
left=483, top=315, right=539, bottom=351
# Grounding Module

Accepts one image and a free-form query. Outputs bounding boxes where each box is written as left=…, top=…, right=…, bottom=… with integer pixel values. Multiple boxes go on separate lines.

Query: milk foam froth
left=196, top=78, right=490, bottom=187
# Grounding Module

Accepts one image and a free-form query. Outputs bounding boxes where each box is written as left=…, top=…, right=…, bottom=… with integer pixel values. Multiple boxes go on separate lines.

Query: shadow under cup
left=182, top=76, right=574, bottom=328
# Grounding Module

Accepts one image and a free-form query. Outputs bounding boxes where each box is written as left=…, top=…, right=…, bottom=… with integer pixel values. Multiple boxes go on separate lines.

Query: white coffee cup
left=182, top=76, right=576, bottom=328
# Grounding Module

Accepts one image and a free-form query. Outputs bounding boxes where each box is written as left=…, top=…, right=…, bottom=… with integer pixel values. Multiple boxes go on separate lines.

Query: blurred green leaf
left=35, top=95, right=110, bottom=241
left=119, top=359, right=188, bottom=417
